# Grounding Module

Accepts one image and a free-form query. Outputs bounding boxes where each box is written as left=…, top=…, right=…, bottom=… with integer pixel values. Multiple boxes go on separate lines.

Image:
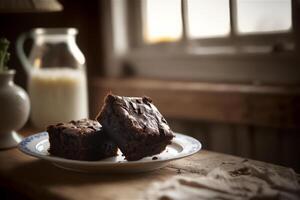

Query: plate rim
left=18, top=132, right=201, bottom=166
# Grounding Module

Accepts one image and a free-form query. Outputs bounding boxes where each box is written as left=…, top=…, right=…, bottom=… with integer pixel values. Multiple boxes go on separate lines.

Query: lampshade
left=0, top=0, right=63, bottom=13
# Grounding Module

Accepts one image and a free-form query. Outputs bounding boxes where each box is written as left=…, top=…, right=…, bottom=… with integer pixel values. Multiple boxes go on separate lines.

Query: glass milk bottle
left=17, top=28, right=88, bottom=129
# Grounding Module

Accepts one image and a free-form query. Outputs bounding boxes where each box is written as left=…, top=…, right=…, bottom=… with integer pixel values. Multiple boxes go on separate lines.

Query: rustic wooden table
left=0, top=129, right=299, bottom=200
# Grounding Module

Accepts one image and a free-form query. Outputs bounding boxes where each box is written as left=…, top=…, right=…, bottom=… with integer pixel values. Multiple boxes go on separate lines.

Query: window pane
left=143, top=0, right=182, bottom=43
left=187, top=0, right=230, bottom=39
left=237, top=0, right=292, bottom=34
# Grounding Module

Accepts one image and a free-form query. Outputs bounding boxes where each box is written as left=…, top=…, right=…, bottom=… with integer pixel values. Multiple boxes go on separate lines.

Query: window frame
left=101, top=0, right=300, bottom=85
left=130, top=0, right=296, bottom=47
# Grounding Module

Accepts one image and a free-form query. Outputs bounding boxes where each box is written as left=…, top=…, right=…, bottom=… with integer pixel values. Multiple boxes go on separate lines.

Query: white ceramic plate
left=18, top=132, right=201, bottom=173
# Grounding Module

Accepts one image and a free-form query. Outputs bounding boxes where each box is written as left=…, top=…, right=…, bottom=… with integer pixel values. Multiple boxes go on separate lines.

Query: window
left=104, top=0, right=299, bottom=85
left=142, top=0, right=293, bottom=44
left=186, top=0, right=231, bottom=39
left=236, top=0, right=292, bottom=34
left=143, top=0, right=182, bottom=43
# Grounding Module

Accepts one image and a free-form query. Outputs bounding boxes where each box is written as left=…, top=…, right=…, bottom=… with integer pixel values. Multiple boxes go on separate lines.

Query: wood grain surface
left=0, top=144, right=297, bottom=200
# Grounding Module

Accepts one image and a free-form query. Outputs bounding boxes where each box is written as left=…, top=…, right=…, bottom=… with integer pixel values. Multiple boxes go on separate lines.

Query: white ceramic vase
left=0, top=70, right=30, bottom=149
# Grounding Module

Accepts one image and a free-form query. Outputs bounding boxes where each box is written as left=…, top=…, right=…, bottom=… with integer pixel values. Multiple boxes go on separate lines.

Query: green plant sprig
left=0, top=38, right=10, bottom=72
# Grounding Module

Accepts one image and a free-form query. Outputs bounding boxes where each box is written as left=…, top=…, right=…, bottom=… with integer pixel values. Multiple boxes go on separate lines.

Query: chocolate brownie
left=97, top=94, right=174, bottom=161
left=47, top=119, right=118, bottom=161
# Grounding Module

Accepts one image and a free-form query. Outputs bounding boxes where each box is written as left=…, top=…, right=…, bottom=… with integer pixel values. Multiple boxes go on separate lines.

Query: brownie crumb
left=229, top=167, right=251, bottom=177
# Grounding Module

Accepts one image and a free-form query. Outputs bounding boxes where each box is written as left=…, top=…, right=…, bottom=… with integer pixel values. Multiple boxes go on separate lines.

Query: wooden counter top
left=0, top=129, right=299, bottom=200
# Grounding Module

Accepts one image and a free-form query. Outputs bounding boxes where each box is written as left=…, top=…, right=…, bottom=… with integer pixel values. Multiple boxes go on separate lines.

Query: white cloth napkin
left=146, top=160, right=300, bottom=200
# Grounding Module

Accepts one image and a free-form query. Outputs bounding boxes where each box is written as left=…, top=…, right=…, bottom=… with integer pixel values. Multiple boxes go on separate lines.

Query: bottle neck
left=31, top=28, right=78, bottom=43
left=0, top=70, right=15, bottom=87
left=35, top=34, right=76, bottom=44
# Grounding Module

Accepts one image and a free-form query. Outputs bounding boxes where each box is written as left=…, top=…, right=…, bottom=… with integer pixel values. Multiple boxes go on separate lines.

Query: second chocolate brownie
left=97, top=94, right=174, bottom=161
left=47, top=119, right=118, bottom=161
